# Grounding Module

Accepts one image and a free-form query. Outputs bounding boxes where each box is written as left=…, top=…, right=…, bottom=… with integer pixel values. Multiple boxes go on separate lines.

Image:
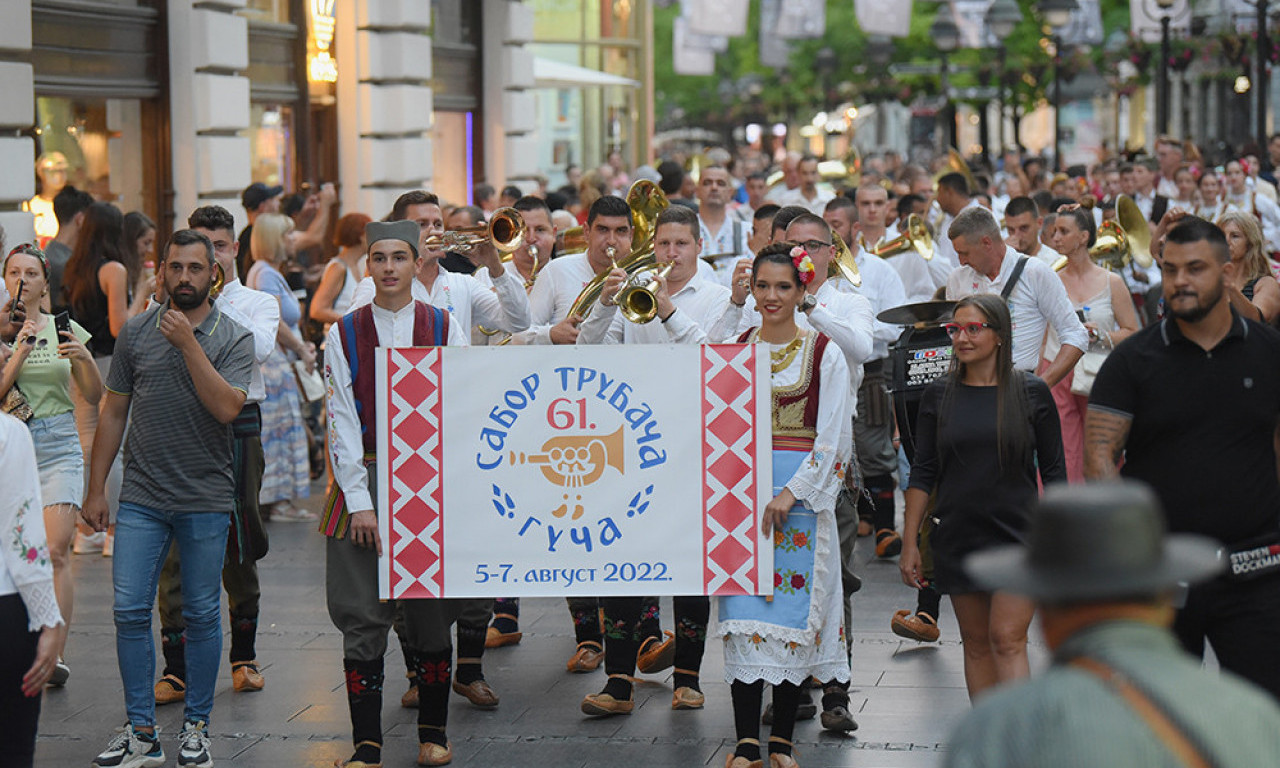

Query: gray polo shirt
left=106, top=303, right=254, bottom=512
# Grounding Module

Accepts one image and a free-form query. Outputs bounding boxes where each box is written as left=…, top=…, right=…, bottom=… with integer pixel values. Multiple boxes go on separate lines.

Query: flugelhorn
left=616, top=261, right=675, bottom=324
left=872, top=214, right=934, bottom=261
left=422, top=207, right=526, bottom=255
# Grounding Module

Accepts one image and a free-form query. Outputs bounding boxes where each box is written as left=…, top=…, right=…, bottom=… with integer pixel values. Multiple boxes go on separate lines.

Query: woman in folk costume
left=719, top=242, right=853, bottom=768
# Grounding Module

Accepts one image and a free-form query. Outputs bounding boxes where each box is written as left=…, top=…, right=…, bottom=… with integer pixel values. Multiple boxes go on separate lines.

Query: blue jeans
left=113, top=502, right=229, bottom=728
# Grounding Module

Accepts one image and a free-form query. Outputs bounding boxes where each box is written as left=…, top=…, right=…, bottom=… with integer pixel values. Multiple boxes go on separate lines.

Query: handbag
left=1070, top=349, right=1107, bottom=397
left=2, top=384, right=34, bottom=422
left=293, top=360, right=325, bottom=403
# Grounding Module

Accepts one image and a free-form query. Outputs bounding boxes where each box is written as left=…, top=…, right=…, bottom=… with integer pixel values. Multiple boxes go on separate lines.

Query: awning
left=533, top=57, right=641, bottom=89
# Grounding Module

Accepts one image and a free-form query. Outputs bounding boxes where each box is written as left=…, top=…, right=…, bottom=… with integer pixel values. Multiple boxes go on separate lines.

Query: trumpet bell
left=423, top=207, right=526, bottom=256
left=617, top=261, right=675, bottom=324
left=873, top=214, right=934, bottom=261
left=1115, top=195, right=1153, bottom=268
left=556, top=226, right=587, bottom=256
left=626, top=179, right=670, bottom=253
left=1089, top=219, right=1131, bottom=271
left=210, top=262, right=226, bottom=301
left=828, top=232, right=861, bottom=288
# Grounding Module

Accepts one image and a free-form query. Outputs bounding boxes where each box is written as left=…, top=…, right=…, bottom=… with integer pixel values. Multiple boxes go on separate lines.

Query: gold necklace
left=767, top=331, right=804, bottom=373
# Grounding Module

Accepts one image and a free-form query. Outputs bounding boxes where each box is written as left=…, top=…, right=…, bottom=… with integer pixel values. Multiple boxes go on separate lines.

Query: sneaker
left=74, top=530, right=107, bottom=555
left=48, top=658, right=69, bottom=687
left=103, top=528, right=115, bottom=557
left=177, top=720, right=212, bottom=768
left=92, top=724, right=164, bottom=768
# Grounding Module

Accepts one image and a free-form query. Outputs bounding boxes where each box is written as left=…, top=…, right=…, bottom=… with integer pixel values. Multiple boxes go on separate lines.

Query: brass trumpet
left=871, top=214, right=934, bottom=261
left=615, top=261, right=675, bottom=324
left=422, top=207, right=526, bottom=255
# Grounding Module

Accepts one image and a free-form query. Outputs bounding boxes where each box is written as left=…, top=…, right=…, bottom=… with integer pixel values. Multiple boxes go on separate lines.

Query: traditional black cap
left=365, top=220, right=420, bottom=258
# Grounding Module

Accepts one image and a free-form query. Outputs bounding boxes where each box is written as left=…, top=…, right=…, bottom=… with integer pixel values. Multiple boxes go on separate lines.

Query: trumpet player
left=472, top=197, right=557, bottom=348
left=347, top=191, right=532, bottom=342
left=576, top=206, right=745, bottom=717
left=856, top=183, right=933, bottom=303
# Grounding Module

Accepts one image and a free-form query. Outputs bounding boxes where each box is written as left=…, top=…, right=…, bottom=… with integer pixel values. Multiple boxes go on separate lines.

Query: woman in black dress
left=898, top=294, right=1065, bottom=700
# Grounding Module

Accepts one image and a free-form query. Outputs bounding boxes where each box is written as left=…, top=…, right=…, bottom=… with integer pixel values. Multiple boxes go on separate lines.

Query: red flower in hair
left=789, top=246, right=816, bottom=285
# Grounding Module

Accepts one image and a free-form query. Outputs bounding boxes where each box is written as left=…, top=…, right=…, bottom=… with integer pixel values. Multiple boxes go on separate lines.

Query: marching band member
left=1224, top=159, right=1280, bottom=253
left=929, top=173, right=980, bottom=289
left=575, top=205, right=746, bottom=717
left=853, top=183, right=933, bottom=302
left=323, top=221, right=468, bottom=768
left=697, top=165, right=753, bottom=281
left=347, top=190, right=532, bottom=343
left=721, top=241, right=852, bottom=768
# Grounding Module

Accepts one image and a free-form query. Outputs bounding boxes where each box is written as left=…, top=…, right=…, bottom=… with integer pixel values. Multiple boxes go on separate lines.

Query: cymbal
left=876, top=300, right=957, bottom=326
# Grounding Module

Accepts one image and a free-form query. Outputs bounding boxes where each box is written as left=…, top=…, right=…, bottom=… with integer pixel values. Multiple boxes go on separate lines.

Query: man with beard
left=84, top=229, right=254, bottom=768
left=1086, top=216, right=1280, bottom=702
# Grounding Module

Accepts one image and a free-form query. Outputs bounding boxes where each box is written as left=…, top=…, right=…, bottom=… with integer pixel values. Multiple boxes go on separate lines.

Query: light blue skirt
left=28, top=410, right=84, bottom=507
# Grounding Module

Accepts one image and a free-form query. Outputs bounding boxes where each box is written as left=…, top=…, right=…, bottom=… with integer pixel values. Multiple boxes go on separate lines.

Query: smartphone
left=54, top=311, right=71, bottom=337
left=8, top=277, right=25, bottom=323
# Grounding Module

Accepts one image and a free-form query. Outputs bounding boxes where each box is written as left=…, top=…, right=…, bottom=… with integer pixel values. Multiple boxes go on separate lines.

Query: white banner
left=856, top=0, right=913, bottom=38
left=684, top=0, right=749, bottom=38
left=759, top=0, right=792, bottom=67
left=775, top=0, right=826, bottom=39
left=375, top=345, right=774, bottom=599
left=674, top=16, right=718, bottom=75
left=1130, top=0, right=1191, bottom=43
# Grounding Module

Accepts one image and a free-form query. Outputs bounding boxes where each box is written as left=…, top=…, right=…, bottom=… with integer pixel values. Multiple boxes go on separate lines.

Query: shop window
left=249, top=104, right=297, bottom=190
left=242, top=0, right=292, bottom=24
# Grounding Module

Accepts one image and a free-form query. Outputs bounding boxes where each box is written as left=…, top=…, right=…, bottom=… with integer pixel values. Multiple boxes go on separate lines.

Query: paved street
left=37, top=487, right=1050, bottom=767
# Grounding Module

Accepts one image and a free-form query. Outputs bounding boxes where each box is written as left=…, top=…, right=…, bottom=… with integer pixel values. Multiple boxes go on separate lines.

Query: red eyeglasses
left=943, top=322, right=994, bottom=338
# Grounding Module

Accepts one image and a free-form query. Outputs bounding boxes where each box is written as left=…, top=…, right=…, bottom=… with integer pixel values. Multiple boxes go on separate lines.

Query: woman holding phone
left=0, top=244, right=100, bottom=686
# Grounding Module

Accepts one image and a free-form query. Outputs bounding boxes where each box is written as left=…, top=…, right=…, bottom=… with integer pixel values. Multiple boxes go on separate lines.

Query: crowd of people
left=3, top=132, right=1280, bottom=768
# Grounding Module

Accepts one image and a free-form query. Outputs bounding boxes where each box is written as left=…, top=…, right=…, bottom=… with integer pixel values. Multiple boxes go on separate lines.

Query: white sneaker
left=74, top=531, right=106, bottom=555
left=177, top=720, right=212, bottom=768
left=92, top=724, right=164, bottom=768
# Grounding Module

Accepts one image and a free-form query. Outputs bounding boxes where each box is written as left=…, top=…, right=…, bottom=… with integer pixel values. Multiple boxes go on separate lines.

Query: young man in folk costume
left=322, top=220, right=468, bottom=767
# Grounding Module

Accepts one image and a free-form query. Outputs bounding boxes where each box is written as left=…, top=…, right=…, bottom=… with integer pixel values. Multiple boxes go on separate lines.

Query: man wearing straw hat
left=945, top=482, right=1280, bottom=768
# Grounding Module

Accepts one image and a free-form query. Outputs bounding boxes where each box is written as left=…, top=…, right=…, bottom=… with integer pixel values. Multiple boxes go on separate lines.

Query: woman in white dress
left=720, top=242, right=852, bottom=768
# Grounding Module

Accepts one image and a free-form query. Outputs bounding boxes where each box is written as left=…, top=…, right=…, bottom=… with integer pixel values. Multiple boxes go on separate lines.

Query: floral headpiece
left=790, top=245, right=815, bottom=285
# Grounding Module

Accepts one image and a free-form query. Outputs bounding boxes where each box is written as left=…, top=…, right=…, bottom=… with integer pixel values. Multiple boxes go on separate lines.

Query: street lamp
left=1037, top=0, right=1079, bottom=170
left=931, top=8, right=960, bottom=150
left=986, top=0, right=1023, bottom=158
left=1136, top=0, right=1180, bottom=136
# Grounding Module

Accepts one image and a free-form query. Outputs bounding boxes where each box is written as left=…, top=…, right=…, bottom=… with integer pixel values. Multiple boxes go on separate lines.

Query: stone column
left=0, top=1, right=35, bottom=245
left=335, top=0, right=433, bottom=219
left=168, top=0, right=252, bottom=234
left=484, top=0, right=537, bottom=186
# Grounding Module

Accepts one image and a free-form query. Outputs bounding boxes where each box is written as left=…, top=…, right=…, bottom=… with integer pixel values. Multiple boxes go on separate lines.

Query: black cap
left=242, top=182, right=284, bottom=212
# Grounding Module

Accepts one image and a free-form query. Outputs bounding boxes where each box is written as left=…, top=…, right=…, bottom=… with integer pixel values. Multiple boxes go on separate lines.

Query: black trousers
left=1174, top=571, right=1280, bottom=702
left=0, top=594, right=41, bottom=768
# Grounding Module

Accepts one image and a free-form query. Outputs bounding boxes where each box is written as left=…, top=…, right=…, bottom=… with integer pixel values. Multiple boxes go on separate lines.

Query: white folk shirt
left=770, top=186, right=835, bottom=216
left=699, top=214, right=751, bottom=280
left=945, top=245, right=1090, bottom=371
left=1156, top=175, right=1180, bottom=200
left=0, top=413, right=63, bottom=631
left=473, top=260, right=532, bottom=346
left=324, top=300, right=467, bottom=513
left=348, top=266, right=531, bottom=346
left=1133, top=190, right=1158, bottom=222
left=832, top=250, right=907, bottom=362
left=871, top=238, right=935, bottom=304
left=518, top=252, right=600, bottom=345
left=215, top=279, right=279, bottom=403
left=1226, top=190, right=1280, bottom=252
left=577, top=274, right=737, bottom=346
left=930, top=199, right=980, bottom=289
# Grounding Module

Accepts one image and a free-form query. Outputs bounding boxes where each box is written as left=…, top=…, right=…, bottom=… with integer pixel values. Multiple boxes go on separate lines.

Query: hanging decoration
left=683, top=0, right=749, bottom=38
left=673, top=16, right=716, bottom=75
left=855, top=0, right=912, bottom=38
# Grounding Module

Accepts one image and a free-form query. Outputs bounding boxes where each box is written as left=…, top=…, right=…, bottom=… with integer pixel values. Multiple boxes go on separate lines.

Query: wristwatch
left=800, top=294, right=818, bottom=314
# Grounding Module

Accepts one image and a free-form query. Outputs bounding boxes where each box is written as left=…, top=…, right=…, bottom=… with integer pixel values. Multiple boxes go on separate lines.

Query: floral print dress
left=719, top=330, right=853, bottom=686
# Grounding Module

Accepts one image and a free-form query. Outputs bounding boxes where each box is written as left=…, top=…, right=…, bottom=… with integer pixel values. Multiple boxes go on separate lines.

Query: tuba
left=1115, top=195, right=1154, bottom=268
left=568, top=181, right=671, bottom=321
left=828, top=232, right=861, bottom=288
left=935, top=147, right=978, bottom=194
left=872, top=214, right=934, bottom=261
left=422, top=207, right=526, bottom=256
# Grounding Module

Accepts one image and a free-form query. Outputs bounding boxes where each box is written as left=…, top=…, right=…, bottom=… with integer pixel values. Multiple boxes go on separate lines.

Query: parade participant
left=1223, top=159, right=1280, bottom=253
left=1193, top=170, right=1233, bottom=222
left=1043, top=205, right=1138, bottom=483
left=323, top=220, right=468, bottom=768
left=768, top=156, right=829, bottom=216
left=153, top=206, right=280, bottom=707
left=439, top=206, right=483, bottom=275
left=0, top=411, right=64, bottom=768
left=1086, top=216, right=1280, bottom=701
left=1154, top=137, right=1184, bottom=199
left=309, top=212, right=371, bottom=329
left=899, top=294, right=1066, bottom=700
left=348, top=190, right=532, bottom=342
left=0, top=244, right=99, bottom=688
left=1170, top=165, right=1197, bottom=211
left=576, top=205, right=742, bottom=717
left=947, top=482, right=1280, bottom=767
left=85, top=229, right=255, bottom=768
left=1218, top=210, right=1280, bottom=323
left=698, top=165, right=752, bottom=279
left=720, top=242, right=852, bottom=768
left=769, top=206, right=810, bottom=244
left=1131, top=160, right=1170, bottom=224
left=929, top=173, right=980, bottom=288
left=764, top=152, right=802, bottom=205
left=749, top=204, right=780, bottom=257
left=856, top=184, right=932, bottom=302
left=943, top=207, right=1088, bottom=388
left=823, top=196, right=908, bottom=559
left=739, top=171, right=769, bottom=221
left=1002, top=197, right=1061, bottom=268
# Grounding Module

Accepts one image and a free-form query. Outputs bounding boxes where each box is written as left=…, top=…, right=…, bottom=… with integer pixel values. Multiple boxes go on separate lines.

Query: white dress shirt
left=1133, top=190, right=1158, bottom=222
left=348, top=266, right=531, bottom=345
left=1156, top=175, right=1180, bottom=200
left=771, top=187, right=834, bottom=216
left=473, top=260, right=531, bottom=346
left=1028, top=242, right=1063, bottom=269
left=325, top=300, right=466, bottom=514
left=215, top=279, right=279, bottom=403
left=872, top=239, right=935, bottom=303
left=930, top=199, right=980, bottom=288
left=577, top=273, right=737, bottom=346
left=945, top=245, right=1090, bottom=371
left=518, top=252, right=600, bottom=345
left=831, top=250, right=907, bottom=361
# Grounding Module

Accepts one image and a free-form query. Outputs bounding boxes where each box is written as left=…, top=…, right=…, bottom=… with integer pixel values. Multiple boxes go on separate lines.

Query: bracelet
left=660, top=307, right=677, bottom=324
left=730, top=298, right=745, bottom=308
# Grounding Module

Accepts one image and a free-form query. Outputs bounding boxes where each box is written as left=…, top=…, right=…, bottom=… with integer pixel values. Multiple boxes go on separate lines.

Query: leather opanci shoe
left=416, top=740, right=453, bottom=766
left=451, top=678, right=499, bottom=708
left=581, top=691, right=634, bottom=717
left=231, top=661, right=265, bottom=692
left=636, top=631, right=675, bottom=674
left=875, top=529, right=903, bottom=558
left=891, top=609, right=940, bottom=642
left=154, top=673, right=186, bottom=705
left=672, top=686, right=705, bottom=709
left=566, top=641, right=604, bottom=673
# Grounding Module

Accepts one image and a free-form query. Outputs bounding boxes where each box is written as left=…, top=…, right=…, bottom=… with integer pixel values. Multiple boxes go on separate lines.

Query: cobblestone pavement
left=37, top=488, right=1050, bottom=767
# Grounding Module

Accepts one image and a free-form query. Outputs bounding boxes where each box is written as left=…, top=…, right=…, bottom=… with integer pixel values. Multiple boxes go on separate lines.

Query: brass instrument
left=936, top=147, right=978, bottom=194
left=871, top=214, right=934, bottom=261
left=209, top=262, right=225, bottom=301
left=510, top=426, right=625, bottom=489
left=1052, top=219, right=1132, bottom=272
left=556, top=226, right=587, bottom=256
left=568, top=181, right=671, bottom=320
left=422, top=207, right=526, bottom=255
left=829, top=232, right=861, bottom=288
left=1115, top=195, right=1154, bottom=268
left=616, top=261, right=675, bottom=324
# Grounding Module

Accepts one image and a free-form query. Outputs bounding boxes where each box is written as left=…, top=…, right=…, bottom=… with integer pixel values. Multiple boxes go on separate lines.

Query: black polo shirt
left=1089, top=309, right=1280, bottom=546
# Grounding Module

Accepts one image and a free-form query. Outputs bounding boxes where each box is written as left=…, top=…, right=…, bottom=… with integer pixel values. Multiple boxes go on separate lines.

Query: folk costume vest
left=320, top=301, right=448, bottom=538
left=739, top=329, right=829, bottom=452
